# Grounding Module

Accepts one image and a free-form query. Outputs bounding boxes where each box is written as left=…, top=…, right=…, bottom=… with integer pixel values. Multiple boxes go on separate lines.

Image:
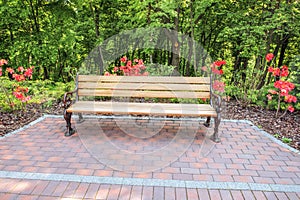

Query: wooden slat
left=67, top=101, right=217, bottom=117
left=78, top=89, right=210, bottom=99
left=78, top=75, right=210, bottom=84
left=78, top=82, right=210, bottom=91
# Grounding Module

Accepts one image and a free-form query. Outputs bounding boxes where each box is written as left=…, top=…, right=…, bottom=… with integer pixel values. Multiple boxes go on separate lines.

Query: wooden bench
left=62, top=75, right=222, bottom=142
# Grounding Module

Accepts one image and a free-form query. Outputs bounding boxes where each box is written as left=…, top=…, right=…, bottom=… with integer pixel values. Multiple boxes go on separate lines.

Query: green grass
left=282, top=137, right=292, bottom=144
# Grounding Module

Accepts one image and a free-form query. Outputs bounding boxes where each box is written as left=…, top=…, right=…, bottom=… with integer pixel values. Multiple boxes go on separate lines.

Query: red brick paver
left=0, top=116, right=299, bottom=199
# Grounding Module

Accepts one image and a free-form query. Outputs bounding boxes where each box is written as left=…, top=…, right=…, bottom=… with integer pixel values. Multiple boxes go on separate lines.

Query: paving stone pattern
left=0, top=116, right=299, bottom=199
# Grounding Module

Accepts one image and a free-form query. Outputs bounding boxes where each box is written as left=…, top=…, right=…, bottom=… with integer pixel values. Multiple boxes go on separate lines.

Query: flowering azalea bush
left=265, top=53, right=297, bottom=116
left=202, top=60, right=226, bottom=94
left=0, top=59, right=34, bottom=110
left=104, top=56, right=148, bottom=76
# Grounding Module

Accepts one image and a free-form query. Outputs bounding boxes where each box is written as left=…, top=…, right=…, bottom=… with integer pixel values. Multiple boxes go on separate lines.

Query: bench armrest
left=63, top=88, right=78, bottom=109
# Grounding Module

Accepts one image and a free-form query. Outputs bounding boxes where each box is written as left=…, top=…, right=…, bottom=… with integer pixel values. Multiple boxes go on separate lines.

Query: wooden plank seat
left=63, top=75, right=222, bottom=142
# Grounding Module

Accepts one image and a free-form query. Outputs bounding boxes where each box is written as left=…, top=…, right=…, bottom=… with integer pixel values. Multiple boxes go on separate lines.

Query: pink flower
left=0, top=59, right=8, bottom=66
left=24, top=67, right=34, bottom=79
left=268, top=89, right=278, bottom=95
left=139, top=64, right=146, bottom=70
left=6, top=67, right=14, bottom=74
left=0, top=67, right=2, bottom=76
left=212, top=67, right=223, bottom=75
left=113, top=67, right=119, bottom=72
left=120, top=56, right=127, bottom=63
left=22, top=96, right=31, bottom=103
left=274, top=80, right=295, bottom=95
left=213, top=80, right=225, bottom=93
left=126, top=60, right=132, bottom=68
left=268, top=67, right=273, bottom=72
left=13, top=74, right=25, bottom=82
left=288, top=105, right=295, bottom=112
left=104, top=71, right=111, bottom=76
left=280, top=65, right=289, bottom=77
left=268, top=67, right=280, bottom=76
left=201, top=66, right=207, bottom=72
left=13, top=91, right=24, bottom=100
left=266, top=53, right=274, bottom=62
left=285, top=95, right=297, bottom=103
left=266, top=94, right=272, bottom=101
left=138, top=59, right=144, bottom=65
left=17, top=66, right=24, bottom=72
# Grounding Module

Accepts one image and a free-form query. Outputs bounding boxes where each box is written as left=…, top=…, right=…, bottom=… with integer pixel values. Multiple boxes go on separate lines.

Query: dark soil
left=0, top=100, right=299, bottom=151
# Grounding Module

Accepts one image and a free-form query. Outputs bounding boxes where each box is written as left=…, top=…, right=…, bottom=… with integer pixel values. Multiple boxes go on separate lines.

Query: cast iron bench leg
left=211, top=114, right=221, bottom=143
left=64, top=110, right=75, bottom=137
left=78, top=113, right=84, bottom=122
left=204, top=117, right=211, bottom=127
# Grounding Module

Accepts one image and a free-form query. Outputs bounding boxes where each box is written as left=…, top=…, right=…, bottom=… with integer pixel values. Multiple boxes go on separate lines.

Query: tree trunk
left=171, top=6, right=181, bottom=73
left=147, top=3, right=153, bottom=63
left=278, top=34, right=290, bottom=68
left=90, top=3, right=104, bottom=74
left=230, top=50, right=241, bottom=85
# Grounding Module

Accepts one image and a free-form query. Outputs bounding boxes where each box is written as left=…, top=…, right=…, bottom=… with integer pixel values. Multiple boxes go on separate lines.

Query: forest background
left=0, top=0, right=299, bottom=111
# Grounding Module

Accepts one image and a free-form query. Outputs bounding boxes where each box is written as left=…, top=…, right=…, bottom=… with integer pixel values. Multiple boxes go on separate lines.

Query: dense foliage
left=0, top=0, right=299, bottom=110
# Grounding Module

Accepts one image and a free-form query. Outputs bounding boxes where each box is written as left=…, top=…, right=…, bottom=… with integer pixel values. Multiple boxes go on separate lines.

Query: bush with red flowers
left=0, top=59, right=34, bottom=110
left=265, top=53, right=297, bottom=117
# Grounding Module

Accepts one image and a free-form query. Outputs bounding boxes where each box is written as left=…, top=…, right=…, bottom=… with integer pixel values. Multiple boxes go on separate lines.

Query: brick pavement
left=0, top=115, right=299, bottom=199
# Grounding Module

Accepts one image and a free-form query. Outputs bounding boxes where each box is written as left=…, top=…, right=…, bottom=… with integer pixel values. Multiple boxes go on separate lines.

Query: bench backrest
left=76, top=75, right=211, bottom=100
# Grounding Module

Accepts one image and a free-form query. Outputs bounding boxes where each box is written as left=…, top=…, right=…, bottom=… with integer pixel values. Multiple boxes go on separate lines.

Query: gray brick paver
left=241, top=190, right=255, bottom=200
left=285, top=192, right=300, bottom=200
left=130, top=185, right=143, bottom=199
left=107, top=185, right=122, bottom=200
left=61, top=181, right=79, bottom=198
left=208, top=189, right=221, bottom=200
left=40, top=181, right=59, bottom=196
left=0, top=193, right=19, bottom=200
left=219, top=190, right=233, bottom=200
left=142, top=186, right=153, bottom=200
left=175, top=188, right=187, bottom=200
left=73, top=182, right=90, bottom=199
left=263, top=192, right=278, bottom=200
left=197, top=189, right=210, bottom=200
left=164, top=187, right=176, bottom=200
left=51, top=181, right=69, bottom=197
left=186, top=188, right=198, bottom=200
left=292, top=178, right=300, bottom=184
left=84, top=183, right=100, bottom=199
left=0, top=179, right=17, bottom=193
left=31, top=180, right=50, bottom=196
left=95, top=184, right=110, bottom=199
left=118, top=185, right=132, bottom=200
left=153, top=186, right=164, bottom=200
left=257, top=171, right=279, bottom=178
left=230, top=190, right=244, bottom=200
left=274, top=192, right=289, bottom=200
left=17, top=180, right=39, bottom=195
left=252, top=191, right=267, bottom=200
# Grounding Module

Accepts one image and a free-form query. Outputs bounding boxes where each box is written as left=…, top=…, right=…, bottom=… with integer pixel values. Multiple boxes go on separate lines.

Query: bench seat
left=67, top=101, right=217, bottom=117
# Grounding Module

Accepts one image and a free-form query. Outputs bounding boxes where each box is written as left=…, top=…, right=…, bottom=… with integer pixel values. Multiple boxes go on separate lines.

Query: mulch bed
left=0, top=100, right=299, bottom=151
